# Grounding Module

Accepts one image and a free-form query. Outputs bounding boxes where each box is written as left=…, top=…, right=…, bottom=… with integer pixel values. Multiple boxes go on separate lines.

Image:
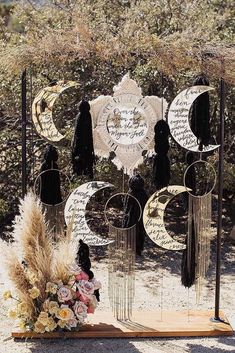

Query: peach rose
left=56, top=306, right=74, bottom=321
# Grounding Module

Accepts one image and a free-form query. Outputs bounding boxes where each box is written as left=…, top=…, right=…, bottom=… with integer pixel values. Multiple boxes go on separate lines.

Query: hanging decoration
left=34, top=145, right=70, bottom=235
left=183, top=160, right=216, bottom=302
left=125, top=173, right=148, bottom=256
left=32, top=80, right=78, bottom=143
left=71, top=100, right=95, bottom=179
left=191, top=74, right=211, bottom=150
left=167, top=85, right=219, bottom=152
left=64, top=181, right=114, bottom=246
left=181, top=152, right=196, bottom=288
left=153, top=119, right=171, bottom=190
left=90, top=74, right=167, bottom=172
left=39, top=145, right=62, bottom=205
left=76, top=239, right=101, bottom=303
left=105, top=193, right=141, bottom=320
left=143, top=185, right=188, bottom=251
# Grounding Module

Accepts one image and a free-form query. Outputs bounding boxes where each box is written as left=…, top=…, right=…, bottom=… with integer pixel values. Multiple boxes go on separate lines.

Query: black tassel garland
left=191, top=73, right=211, bottom=150
left=153, top=120, right=171, bottom=190
left=181, top=219, right=196, bottom=288
left=181, top=152, right=196, bottom=288
left=40, top=145, right=62, bottom=205
left=123, top=174, right=148, bottom=256
left=76, top=239, right=100, bottom=302
left=72, top=100, right=95, bottom=179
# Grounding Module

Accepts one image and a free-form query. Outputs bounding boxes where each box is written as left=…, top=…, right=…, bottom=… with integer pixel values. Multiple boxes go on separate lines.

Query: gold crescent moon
left=143, top=185, right=189, bottom=251
left=32, top=80, right=78, bottom=143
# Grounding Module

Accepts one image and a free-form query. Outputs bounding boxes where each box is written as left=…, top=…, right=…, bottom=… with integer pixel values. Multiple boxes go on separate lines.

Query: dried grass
left=10, top=192, right=54, bottom=302
left=4, top=251, right=36, bottom=319
left=53, top=220, right=77, bottom=285
left=1, top=191, right=79, bottom=319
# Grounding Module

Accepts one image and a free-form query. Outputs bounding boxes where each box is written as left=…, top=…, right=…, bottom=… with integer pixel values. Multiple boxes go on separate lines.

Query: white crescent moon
left=32, top=81, right=78, bottom=142
left=168, top=85, right=220, bottom=152
left=64, top=181, right=114, bottom=246
left=143, top=185, right=189, bottom=251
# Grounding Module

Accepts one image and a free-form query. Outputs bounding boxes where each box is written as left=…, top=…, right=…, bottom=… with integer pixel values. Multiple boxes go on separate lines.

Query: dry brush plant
left=1, top=191, right=100, bottom=333
left=0, top=0, right=234, bottom=84
left=53, top=215, right=77, bottom=285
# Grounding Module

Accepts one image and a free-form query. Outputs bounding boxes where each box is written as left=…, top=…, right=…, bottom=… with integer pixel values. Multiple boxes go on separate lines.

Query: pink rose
left=87, top=305, right=94, bottom=314
left=79, top=293, right=90, bottom=305
left=75, top=271, right=89, bottom=281
left=57, top=286, right=73, bottom=303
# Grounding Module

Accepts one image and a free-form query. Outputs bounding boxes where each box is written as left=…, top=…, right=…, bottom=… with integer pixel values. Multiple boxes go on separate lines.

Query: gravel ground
left=0, top=232, right=234, bottom=353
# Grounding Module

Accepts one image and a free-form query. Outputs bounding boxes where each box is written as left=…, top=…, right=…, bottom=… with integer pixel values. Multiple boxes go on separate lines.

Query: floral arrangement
left=1, top=192, right=101, bottom=333
left=3, top=269, right=101, bottom=333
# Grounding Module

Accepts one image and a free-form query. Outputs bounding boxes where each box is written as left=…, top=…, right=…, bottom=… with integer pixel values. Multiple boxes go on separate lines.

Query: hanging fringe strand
left=108, top=224, right=136, bottom=320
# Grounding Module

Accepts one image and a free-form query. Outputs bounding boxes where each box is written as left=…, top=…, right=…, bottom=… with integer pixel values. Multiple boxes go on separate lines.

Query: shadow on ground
left=14, top=338, right=143, bottom=353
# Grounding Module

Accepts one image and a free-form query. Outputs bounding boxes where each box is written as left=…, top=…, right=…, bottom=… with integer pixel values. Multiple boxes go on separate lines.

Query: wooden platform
left=12, top=310, right=233, bottom=339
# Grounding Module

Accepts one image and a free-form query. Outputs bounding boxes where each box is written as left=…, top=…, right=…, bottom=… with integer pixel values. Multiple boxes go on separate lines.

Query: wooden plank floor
left=12, top=310, right=234, bottom=339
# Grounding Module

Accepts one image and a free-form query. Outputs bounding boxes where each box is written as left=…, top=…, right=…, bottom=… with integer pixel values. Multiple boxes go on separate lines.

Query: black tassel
left=191, top=73, right=211, bottom=150
left=39, top=145, right=62, bottom=205
left=181, top=152, right=196, bottom=288
left=76, top=239, right=100, bottom=301
left=153, top=120, right=171, bottom=190
left=184, top=152, right=196, bottom=193
left=123, top=174, right=148, bottom=256
left=72, top=100, right=95, bottom=179
left=181, top=219, right=196, bottom=288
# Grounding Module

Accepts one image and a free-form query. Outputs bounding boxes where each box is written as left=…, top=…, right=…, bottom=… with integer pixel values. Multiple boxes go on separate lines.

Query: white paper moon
left=64, top=181, right=114, bottom=246
left=32, top=81, right=78, bottom=142
left=168, top=85, right=220, bottom=152
left=143, top=185, right=189, bottom=250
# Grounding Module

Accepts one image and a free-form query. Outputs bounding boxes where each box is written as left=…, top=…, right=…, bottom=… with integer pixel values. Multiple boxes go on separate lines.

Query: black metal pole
left=214, top=78, right=225, bottom=321
left=21, top=69, right=27, bottom=198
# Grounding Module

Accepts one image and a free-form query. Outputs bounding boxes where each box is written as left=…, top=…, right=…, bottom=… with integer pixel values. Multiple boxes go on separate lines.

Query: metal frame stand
left=21, top=71, right=227, bottom=323
left=213, top=78, right=225, bottom=322
left=21, top=69, right=27, bottom=198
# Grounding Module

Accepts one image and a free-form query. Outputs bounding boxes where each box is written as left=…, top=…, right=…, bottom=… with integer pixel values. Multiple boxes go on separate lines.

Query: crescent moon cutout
left=143, top=185, right=189, bottom=250
left=168, top=85, right=220, bottom=152
left=32, top=81, right=78, bottom=143
left=64, top=181, right=114, bottom=246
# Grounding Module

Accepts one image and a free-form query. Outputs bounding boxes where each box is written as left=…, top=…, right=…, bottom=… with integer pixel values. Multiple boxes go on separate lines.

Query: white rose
left=57, top=286, right=73, bottom=303
left=77, top=280, right=94, bottom=298
left=66, top=317, right=78, bottom=330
